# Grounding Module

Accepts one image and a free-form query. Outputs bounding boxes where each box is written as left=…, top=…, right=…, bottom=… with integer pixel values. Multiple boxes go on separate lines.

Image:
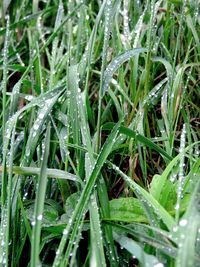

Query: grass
left=0, top=0, right=200, bottom=266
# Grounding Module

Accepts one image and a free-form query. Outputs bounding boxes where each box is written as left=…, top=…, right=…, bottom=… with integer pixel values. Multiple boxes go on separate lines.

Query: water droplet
left=172, top=226, right=178, bottom=232
left=63, top=229, right=68, bottom=235
left=37, top=214, right=43, bottom=221
left=179, top=219, right=187, bottom=227
left=154, top=263, right=164, bottom=267
left=175, top=203, right=180, bottom=210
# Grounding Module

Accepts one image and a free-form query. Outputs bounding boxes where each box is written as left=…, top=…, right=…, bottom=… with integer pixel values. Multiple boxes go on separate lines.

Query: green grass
left=0, top=0, right=200, bottom=266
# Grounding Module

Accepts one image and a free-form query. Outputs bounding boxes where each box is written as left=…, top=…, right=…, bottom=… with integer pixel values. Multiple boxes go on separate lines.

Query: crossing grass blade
left=102, top=123, right=172, bottom=160
left=113, top=232, right=161, bottom=267
left=0, top=1, right=200, bottom=266
left=68, top=60, right=118, bottom=265
left=85, top=155, right=106, bottom=267
left=52, top=119, right=122, bottom=266
left=102, top=48, right=147, bottom=97
left=110, top=163, right=175, bottom=230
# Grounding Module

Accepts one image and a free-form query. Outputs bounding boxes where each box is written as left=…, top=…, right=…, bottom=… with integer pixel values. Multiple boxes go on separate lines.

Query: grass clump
left=0, top=0, right=200, bottom=266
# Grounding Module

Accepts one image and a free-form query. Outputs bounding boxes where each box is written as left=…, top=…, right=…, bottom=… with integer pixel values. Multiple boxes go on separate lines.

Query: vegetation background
left=0, top=0, right=200, bottom=266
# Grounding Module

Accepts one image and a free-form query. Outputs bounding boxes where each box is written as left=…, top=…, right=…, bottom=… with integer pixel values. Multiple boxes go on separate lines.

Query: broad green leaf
left=109, top=197, right=147, bottom=223
left=27, top=203, right=59, bottom=225
left=150, top=174, right=176, bottom=210
left=59, top=192, right=81, bottom=224
left=148, top=142, right=200, bottom=203
left=111, top=164, right=175, bottom=230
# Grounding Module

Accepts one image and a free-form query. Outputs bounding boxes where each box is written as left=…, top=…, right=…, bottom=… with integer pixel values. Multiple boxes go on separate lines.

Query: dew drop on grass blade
left=102, top=48, right=147, bottom=97
left=175, top=178, right=200, bottom=267
left=113, top=232, right=162, bottom=267
left=111, top=163, right=175, bottom=230
left=52, top=119, right=122, bottom=267
left=175, top=124, right=186, bottom=222
left=30, top=124, right=51, bottom=267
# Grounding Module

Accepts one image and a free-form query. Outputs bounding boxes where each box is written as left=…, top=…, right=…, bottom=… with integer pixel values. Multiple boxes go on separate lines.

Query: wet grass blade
left=113, top=232, right=161, bottom=267
left=30, top=124, right=51, bottom=267
left=103, top=123, right=172, bottom=160
left=85, top=155, right=106, bottom=267
left=102, top=48, right=147, bottom=97
left=110, top=163, right=175, bottom=230
left=176, top=178, right=200, bottom=267
left=0, top=165, right=82, bottom=183
left=52, top=119, right=122, bottom=266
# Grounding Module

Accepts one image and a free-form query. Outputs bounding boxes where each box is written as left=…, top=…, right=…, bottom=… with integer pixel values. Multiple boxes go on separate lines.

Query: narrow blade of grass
left=30, top=124, right=51, bottom=267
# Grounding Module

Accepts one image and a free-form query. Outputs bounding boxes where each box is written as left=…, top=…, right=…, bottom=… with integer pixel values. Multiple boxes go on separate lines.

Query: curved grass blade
left=3, top=86, right=65, bottom=153
left=152, top=57, right=173, bottom=80
left=0, top=9, right=52, bottom=36
left=120, top=126, right=172, bottom=160
left=9, top=81, right=21, bottom=116
left=102, top=48, right=147, bottom=97
left=0, top=166, right=82, bottom=183
left=186, top=14, right=200, bottom=55
left=23, top=91, right=64, bottom=166
left=170, top=63, right=200, bottom=124
left=143, top=78, right=168, bottom=106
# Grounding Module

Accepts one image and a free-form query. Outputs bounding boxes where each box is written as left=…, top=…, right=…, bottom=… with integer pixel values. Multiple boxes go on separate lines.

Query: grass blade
left=52, top=119, right=122, bottom=266
left=30, top=124, right=51, bottom=267
left=102, top=48, right=147, bottom=97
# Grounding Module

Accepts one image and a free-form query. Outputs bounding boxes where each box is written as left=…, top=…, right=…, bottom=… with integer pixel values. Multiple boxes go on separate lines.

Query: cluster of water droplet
left=103, top=48, right=146, bottom=97
left=143, top=77, right=168, bottom=106
left=175, top=124, right=186, bottom=215
left=0, top=207, right=8, bottom=266
left=146, top=0, right=163, bottom=53
left=1, top=15, right=10, bottom=93
left=101, top=0, right=113, bottom=92
left=120, top=0, right=130, bottom=48
left=133, top=6, right=147, bottom=48
left=24, top=92, right=60, bottom=164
